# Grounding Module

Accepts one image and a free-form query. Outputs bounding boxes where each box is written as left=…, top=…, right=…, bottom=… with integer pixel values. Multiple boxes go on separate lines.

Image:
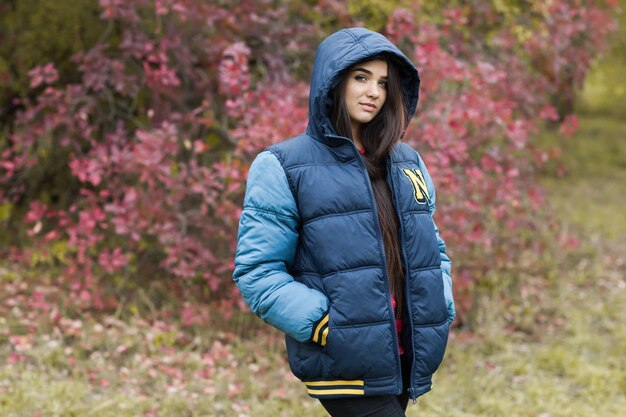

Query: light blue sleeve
left=416, top=152, right=455, bottom=324
left=233, top=151, right=329, bottom=342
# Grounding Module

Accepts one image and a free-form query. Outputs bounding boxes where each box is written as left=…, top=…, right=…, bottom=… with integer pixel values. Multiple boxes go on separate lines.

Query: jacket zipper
left=386, top=157, right=419, bottom=402
left=326, top=134, right=404, bottom=394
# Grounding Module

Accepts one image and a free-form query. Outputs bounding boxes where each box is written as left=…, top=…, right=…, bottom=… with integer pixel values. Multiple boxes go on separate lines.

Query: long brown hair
left=331, top=56, right=407, bottom=317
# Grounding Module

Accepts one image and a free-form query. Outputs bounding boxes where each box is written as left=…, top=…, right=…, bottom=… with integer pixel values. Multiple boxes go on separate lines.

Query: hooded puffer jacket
left=233, top=28, right=454, bottom=401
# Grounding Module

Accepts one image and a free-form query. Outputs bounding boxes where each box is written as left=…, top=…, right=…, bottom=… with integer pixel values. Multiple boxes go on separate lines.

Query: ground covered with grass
left=1, top=116, right=624, bottom=416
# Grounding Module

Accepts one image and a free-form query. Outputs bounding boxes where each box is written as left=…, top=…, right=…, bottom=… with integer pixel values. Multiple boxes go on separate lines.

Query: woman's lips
left=360, top=103, right=376, bottom=112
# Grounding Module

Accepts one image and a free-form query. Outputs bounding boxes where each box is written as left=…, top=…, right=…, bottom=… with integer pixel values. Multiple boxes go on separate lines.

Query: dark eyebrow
left=352, top=67, right=388, bottom=79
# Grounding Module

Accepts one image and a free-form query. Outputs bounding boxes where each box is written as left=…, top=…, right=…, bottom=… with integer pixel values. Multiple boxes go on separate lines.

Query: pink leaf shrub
left=0, top=0, right=618, bottom=324
left=28, top=63, right=59, bottom=89
left=1, top=0, right=322, bottom=313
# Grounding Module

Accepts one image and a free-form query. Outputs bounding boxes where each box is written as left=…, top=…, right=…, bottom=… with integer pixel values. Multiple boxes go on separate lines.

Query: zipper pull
left=409, top=387, right=417, bottom=403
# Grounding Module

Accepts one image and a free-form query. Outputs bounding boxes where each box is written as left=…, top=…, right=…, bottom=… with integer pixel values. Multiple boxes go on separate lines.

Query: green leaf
left=0, top=203, right=13, bottom=221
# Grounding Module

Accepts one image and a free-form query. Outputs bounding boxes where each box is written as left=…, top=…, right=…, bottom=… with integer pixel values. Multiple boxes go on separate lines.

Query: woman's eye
left=355, top=75, right=367, bottom=81
left=379, top=81, right=387, bottom=89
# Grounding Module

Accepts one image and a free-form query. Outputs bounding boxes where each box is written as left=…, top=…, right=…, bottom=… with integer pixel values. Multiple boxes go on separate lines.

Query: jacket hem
left=304, top=379, right=365, bottom=398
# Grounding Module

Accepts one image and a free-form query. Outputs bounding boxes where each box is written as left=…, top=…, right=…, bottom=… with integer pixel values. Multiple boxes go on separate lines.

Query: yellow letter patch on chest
left=402, top=168, right=430, bottom=205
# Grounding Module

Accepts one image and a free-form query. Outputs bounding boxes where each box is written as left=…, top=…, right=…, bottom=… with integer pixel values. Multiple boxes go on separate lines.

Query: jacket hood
left=306, top=28, right=420, bottom=141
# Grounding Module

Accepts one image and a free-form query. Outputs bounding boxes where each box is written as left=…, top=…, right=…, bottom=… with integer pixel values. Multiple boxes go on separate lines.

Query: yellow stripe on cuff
left=321, top=327, right=329, bottom=346
left=313, top=314, right=329, bottom=343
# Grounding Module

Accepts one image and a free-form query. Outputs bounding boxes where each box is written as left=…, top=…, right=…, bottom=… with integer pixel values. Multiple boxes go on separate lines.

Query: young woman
left=233, top=28, right=455, bottom=417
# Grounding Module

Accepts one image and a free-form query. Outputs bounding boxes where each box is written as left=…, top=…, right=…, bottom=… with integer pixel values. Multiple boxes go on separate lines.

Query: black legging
left=319, top=355, right=411, bottom=417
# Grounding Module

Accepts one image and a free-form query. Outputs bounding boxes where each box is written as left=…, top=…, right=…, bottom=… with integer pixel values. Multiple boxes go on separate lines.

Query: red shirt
left=391, top=297, right=404, bottom=355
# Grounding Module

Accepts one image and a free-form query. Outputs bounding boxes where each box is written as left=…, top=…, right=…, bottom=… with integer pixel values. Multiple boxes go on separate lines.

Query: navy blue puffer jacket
left=233, top=28, right=454, bottom=401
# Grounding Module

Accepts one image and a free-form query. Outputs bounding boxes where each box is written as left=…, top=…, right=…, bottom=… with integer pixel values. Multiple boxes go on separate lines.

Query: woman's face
left=344, top=59, right=388, bottom=134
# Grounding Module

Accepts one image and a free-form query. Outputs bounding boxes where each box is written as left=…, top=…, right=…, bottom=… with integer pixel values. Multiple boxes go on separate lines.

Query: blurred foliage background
left=0, top=1, right=624, bottom=415
left=0, top=0, right=107, bottom=124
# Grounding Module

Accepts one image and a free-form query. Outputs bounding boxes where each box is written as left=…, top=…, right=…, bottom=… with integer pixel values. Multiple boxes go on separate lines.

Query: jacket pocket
left=412, top=320, right=450, bottom=376
left=286, top=335, right=324, bottom=380
left=323, top=322, right=396, bottom=380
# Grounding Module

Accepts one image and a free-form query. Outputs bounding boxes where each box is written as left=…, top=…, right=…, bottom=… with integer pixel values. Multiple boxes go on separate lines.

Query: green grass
left=577, top=0, right=626, bottom=119
left=540, top=116, right=626, bottom=243
left=417, top=264, right=626, bottom=417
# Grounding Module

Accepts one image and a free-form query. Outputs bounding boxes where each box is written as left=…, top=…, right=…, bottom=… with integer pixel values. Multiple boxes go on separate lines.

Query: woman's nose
left=366, top=83, right=380, bottom=98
